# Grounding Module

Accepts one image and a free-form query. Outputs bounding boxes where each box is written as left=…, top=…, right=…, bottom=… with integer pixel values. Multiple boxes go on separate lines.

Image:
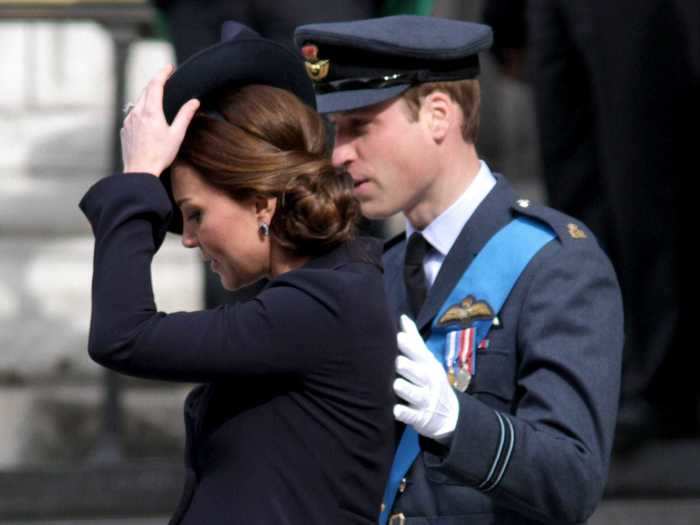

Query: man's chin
left=360, top=202, right=399, bottom=221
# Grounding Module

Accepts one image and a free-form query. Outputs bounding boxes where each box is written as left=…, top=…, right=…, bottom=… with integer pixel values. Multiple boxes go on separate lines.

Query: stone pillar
left=0, top=20, right=199, bottom=469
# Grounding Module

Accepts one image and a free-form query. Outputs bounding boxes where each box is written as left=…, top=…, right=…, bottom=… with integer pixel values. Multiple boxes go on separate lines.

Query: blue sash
left=379, top=217, right=555, bottom=524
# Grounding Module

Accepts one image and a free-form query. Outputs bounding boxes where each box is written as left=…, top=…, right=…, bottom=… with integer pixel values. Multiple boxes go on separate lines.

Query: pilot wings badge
left=437, top=295, right=495, bottom=329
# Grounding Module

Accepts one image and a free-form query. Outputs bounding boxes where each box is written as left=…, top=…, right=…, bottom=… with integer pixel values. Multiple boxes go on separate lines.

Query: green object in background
left=380, top=0, right=434, bottom=16
left=152, top=8, right=170, bottom=41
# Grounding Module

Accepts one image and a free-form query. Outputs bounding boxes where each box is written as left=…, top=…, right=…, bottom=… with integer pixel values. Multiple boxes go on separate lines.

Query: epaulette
left=383, top=231, right=406, bottom=253
left=510, top=198, right=595, bottom=246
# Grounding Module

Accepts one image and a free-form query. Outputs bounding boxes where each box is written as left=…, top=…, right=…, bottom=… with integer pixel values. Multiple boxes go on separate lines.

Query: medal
left=447, top=367, right=456, bottom=387
left=455, top=367, right=471, bottom=392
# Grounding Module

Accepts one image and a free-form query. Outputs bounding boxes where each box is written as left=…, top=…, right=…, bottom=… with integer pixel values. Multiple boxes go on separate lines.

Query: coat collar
left=291, top=236, right=383, bottom=272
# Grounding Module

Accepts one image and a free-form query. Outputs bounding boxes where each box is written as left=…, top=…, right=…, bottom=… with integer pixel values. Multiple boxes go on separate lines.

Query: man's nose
left=331, top=138, right=357, bottom=168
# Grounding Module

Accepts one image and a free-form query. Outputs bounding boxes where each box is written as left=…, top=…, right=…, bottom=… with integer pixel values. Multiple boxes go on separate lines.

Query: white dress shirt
left=405, top=161, right=497, bottom=287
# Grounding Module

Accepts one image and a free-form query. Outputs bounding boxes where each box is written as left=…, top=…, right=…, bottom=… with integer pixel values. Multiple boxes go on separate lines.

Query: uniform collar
left=406, top=160, right=496, bottom=256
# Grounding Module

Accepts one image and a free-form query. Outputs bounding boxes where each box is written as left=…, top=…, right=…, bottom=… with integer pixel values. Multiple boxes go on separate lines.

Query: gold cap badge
left=567, top=223, right=587, bottom=239
left=302, top=44, right=329, bottom=82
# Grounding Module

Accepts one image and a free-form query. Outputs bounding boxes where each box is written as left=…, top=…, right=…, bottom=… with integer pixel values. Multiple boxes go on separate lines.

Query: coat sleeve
left=421, top=236, right=623, bottom=524
left=79, top=173, right=336, bottom=383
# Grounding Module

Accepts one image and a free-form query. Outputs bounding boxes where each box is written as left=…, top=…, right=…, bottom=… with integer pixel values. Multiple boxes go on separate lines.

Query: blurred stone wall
left=0, top=20, right=200, bottom=469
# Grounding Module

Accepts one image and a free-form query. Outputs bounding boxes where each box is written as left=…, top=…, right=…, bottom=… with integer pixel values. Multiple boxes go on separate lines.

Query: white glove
left=393, top=315, right=459, bottom=442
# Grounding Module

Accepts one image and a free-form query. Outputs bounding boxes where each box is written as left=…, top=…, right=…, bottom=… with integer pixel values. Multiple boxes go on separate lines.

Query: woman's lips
left=202, top=254, right=220, bottom=272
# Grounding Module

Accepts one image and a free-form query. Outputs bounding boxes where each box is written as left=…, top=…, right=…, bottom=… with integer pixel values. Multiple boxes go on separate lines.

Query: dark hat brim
left=160, top=29, right=316, bottom=234
left=316, top=84, right=410, bottom=114
left=162, top=38, right=316, bottom=123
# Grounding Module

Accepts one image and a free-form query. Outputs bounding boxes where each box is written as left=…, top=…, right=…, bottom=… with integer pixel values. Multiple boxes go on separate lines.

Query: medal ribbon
left=459, top=327, right=474, bottom=377
left=445, top=327, right=475, bottom=388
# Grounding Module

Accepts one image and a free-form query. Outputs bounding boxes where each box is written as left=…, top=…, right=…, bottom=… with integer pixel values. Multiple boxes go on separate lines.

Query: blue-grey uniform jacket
left=80, top=173, right=396, bottom=525
left=383, top=175, right=623, bottom=524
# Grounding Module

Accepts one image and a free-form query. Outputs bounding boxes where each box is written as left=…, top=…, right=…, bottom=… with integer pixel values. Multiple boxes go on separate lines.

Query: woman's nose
left=181, top=229, right=199, bottom=249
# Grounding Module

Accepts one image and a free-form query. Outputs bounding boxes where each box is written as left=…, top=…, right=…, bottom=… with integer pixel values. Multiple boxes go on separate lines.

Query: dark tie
left=404, top=233, right=430, bottom=318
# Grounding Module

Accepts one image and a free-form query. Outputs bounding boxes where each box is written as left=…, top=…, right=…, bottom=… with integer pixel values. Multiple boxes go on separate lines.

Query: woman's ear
left=254, top=195, right=277, bottom=224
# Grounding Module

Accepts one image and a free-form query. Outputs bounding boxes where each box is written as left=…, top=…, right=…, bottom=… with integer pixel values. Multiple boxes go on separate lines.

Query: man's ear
left=254, top=195, right=277, bottom=224
left=420, top=91, right=453, bottom=142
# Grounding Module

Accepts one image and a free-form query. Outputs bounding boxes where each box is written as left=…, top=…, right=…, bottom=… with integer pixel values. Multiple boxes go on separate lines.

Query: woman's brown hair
left=175, top=84, right=360, bottom=256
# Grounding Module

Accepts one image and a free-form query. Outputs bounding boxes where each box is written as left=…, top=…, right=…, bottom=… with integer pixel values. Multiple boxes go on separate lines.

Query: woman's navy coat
left=80, top=173, right=396, bottom=525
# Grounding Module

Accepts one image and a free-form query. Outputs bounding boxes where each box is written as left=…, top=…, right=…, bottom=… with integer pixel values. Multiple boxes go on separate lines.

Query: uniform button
left=517, top=199, right=530, bottom=208
left=399, top=477, right=407, bottom=493
left=381, top=502, right=385, bottom=512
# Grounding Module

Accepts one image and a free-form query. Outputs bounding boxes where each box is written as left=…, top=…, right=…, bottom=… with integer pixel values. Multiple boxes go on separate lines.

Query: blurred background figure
left=485, top=0, right=699, bottom=450
left=152, top=0, right=382, bottom=60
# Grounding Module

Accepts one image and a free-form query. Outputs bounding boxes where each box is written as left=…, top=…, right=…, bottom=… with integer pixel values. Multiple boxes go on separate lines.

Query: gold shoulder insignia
left=567, top=223, right=587, bottom=239
left=302, top=43, right=329, bottom=82
left=438, top=295, right=495, bottom=328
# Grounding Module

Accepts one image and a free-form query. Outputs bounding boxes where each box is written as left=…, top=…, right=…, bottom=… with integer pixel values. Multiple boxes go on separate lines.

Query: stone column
left=0, top=20, right=199, bottom=469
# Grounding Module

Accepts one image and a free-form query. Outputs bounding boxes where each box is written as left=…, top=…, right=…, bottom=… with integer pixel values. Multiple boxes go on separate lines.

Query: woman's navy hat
left=161, top=21, right=316, bottom=234
left=294, top=15, right=493, bottom=114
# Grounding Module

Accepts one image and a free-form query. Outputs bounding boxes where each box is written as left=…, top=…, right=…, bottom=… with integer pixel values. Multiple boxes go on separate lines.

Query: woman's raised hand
left=121, top=64, right=200, bottom=176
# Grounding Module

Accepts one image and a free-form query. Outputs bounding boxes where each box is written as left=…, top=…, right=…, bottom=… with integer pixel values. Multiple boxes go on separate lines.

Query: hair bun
left=272, top=159, right=360, bottom=255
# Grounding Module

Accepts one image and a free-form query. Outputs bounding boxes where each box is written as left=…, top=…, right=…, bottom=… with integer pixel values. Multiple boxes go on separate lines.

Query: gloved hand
left=393, top=315, right=459, bottom=442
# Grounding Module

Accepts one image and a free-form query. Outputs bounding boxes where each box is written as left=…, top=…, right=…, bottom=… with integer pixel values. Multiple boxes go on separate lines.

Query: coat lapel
left=415, top=175, right=517, bottom=332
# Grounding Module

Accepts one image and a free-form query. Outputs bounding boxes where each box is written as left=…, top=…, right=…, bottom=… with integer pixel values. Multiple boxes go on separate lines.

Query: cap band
left=316, top=61, right=480, bottom=94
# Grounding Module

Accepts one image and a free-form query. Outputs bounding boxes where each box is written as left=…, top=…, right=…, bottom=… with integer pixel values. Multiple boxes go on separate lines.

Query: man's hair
left=400, top=79, right=481, bottom=143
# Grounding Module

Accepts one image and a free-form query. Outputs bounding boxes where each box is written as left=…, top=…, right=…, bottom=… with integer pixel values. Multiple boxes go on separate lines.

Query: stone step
left=3, top=493, right=700, bottom=524
left=0, top=383, right=190, bottom=469
left=606, top=439, right=700, bottom=498
left=2, top=440, right=700, bottom=521
left=591, top=499, right=700, bottom=525
left=0, top=460, right=183, bottom=521
left=6, top=499, right=700, bottom=525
